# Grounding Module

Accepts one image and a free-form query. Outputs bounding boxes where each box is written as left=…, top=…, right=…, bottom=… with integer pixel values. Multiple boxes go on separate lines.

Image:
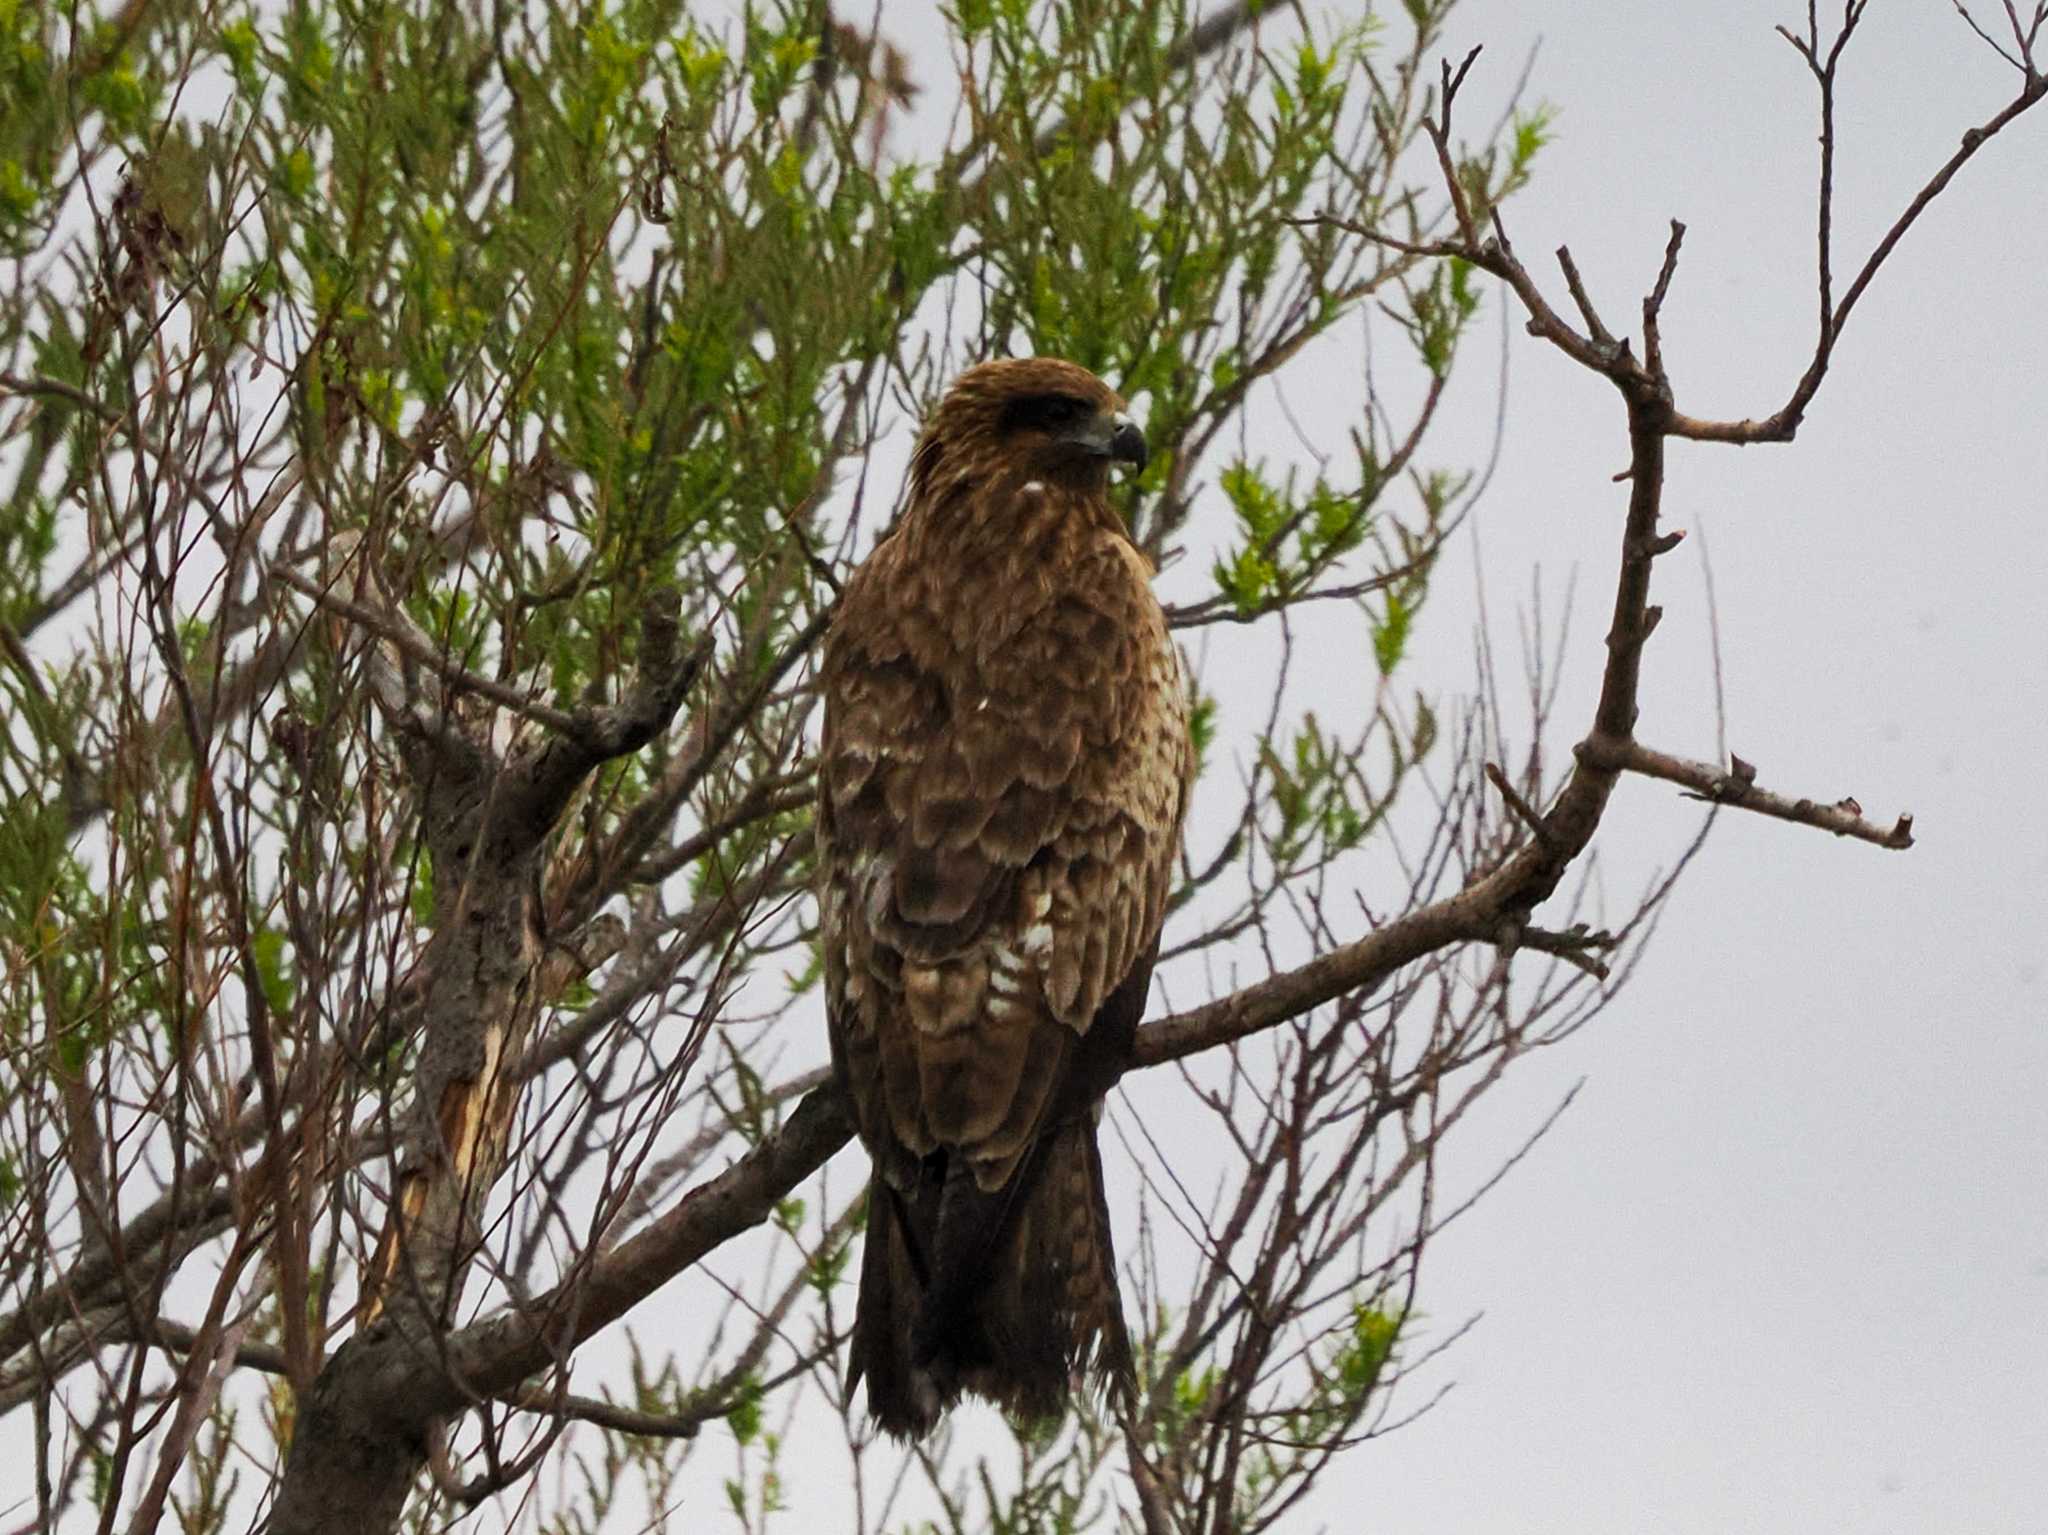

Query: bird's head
left=911, top=357, right=1147, bottom=502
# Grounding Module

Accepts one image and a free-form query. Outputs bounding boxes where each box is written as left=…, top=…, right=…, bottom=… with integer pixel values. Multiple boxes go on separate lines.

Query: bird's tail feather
left=850, top=1117, right=1131, bottom=1438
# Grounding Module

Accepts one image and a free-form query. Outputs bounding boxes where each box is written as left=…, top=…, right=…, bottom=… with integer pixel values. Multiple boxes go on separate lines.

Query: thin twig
left=273, top=564, right=585, bottom=737
left=1595, top=739, right=1914, bottom=850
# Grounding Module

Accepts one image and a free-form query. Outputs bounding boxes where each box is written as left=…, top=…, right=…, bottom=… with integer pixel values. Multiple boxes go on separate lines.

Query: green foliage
left=1373, top=586, right=1415, bottom=675
left=960, top=4, right=1411, bottom=545
left=1511, top=105, right=1558, bottom=179
left=250, top=926, right=295, bottom=1014
left=408, top=849, right=436, bottom=929
left=1211, top=459, right=1379, bottom=616
left=1147, top=1347, right=1221, bottom=1453
left=805, top=1227, right=852, bottom=1297
left=0, top=0, right=1549, bottom=1524
left=1255, top=704, right=1416, bottom=869
left=1213, top=462, right=1286, bottom=613
left=723, top=1413, right=786, bottom=1526
left=1270, top=1303, right=1406, bottom=1456
left=1408, top=256, right=1483, bottom=376
left=174, top=1404, right=244, bottom=1534
left=1188, top=691, right=1219, bottom=767
left=725, top=1372, right=765, bottom=1447
left=1342, top=1305, right=1403, bottom=1390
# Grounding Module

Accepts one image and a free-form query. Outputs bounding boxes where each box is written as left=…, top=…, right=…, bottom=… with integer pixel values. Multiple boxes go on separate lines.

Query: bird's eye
left=1001, top=393, right=1090, bottom=434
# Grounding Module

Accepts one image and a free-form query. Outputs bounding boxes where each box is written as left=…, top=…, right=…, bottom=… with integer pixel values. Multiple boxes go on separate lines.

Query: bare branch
left=0, top=371, right=118, bottom=422
left=273, top=562, right=585, bottom=738
left=1554, top=245, right=1616, bottom=351
left=1950, top=1, right=2028, bottom=69
left=1600, top=740, right=1915, bottom=850
left=1482, top=761, right=1551, bottom=846
left=448, top=1086, right=855, bottom=1400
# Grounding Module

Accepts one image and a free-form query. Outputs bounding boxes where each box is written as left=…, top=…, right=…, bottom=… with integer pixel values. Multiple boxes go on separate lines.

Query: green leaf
left=1188, top=693, right=1218, bottom=767
left=1372, top=589, right=1412, bottom=676
left=1412, top=693, right=1438, bottom=759
left=726, top=1373, right=764, bottom=1446
left=1337, top=1305, right=1403, bottom=1391
left=251, top=927, right=294, bottom=1014
left=219, top=18, right=260, bottom=85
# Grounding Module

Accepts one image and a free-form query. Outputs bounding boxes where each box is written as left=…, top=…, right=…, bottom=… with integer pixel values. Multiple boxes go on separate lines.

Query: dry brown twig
left=1298, top=9, right=2039, bottom=858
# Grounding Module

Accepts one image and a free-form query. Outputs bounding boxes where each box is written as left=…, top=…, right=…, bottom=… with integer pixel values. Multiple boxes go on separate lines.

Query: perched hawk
left=818, top=357, right=1192, bottom=1436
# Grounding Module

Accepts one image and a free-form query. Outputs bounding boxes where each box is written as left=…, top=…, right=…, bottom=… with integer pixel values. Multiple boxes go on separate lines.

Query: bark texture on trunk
left=263, top=592, right=703, bottom=1533
left=268, top=1333, right=439, bottom=1532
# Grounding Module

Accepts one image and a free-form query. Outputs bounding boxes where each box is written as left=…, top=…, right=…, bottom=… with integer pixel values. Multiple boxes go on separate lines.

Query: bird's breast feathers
left=820, top=490, right=1187, bottom=1187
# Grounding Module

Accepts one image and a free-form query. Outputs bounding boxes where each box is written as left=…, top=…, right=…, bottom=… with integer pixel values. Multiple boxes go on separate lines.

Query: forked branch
left=1297, top=14, right=2046, bottom=865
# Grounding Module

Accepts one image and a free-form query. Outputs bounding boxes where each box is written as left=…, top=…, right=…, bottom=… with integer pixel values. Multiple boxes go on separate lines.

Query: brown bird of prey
left=817, top=357, right=1192, bottom=1436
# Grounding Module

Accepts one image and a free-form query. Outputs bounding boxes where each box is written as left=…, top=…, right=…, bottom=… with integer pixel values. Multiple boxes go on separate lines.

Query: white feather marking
left=860, top=855, right=896, bottom=927
left=1021, top=480, right=1045, bottom=494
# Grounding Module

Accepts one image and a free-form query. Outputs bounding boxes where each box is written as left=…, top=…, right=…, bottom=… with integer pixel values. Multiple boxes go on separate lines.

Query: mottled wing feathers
left=821, top=482, right=1186, bottom=1189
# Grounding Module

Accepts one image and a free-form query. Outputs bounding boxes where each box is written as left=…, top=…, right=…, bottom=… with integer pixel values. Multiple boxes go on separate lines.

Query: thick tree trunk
left=265, top=740, right=550, bottom=1528
left=267, top=1334, right=442, bottom=1533
left=261, top=592, right=702, bottom=1532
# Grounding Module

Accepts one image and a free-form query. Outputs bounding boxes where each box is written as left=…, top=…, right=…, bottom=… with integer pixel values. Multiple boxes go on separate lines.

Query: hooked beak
left=1061, top=409, right=1149, bottom=473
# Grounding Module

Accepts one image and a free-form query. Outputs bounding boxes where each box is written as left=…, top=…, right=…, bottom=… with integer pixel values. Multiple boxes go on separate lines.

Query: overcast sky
left=1265, top=4, right=2048, bottom=1531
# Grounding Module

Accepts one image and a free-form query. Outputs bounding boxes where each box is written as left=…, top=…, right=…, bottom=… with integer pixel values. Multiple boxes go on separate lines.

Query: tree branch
left=1597, top=740, right=1914, bottom=849
left=446, top=1085, right=855, bottom=1401
left=273, top=562, right=586, bottom=738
